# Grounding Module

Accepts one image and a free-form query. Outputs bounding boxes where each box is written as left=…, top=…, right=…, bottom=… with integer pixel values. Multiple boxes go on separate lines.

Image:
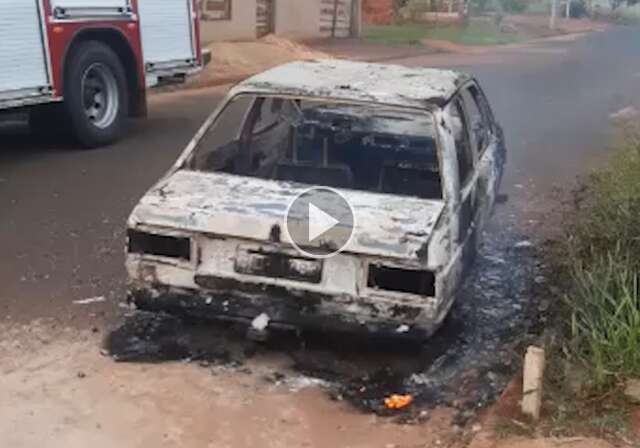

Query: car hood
left=128, top=170, right=445, bottom=260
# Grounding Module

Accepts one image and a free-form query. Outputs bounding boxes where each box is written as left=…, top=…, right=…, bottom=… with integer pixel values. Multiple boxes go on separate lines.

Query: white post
left=550, top=0, right=558, bottom=29
left=565, top=0, right=571, bottom=17
left=522, top=346, right=546, bottom=421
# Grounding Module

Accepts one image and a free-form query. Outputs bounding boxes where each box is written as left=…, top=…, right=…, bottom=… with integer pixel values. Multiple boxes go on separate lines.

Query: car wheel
left=63, top=41, right=128, bottom=148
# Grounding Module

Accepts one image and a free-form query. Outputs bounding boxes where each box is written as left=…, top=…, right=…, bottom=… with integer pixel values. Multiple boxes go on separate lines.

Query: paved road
left=1, top=26, right=639, bottom=327
left=0, top=89, right=222, bottom=326
left=466, top=28, right=640, bottom=188
left=400, top=27, right=640, bottom=189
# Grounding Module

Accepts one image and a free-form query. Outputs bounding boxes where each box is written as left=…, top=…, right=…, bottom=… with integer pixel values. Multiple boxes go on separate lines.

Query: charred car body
left=126, top=60, right=506, bottom=338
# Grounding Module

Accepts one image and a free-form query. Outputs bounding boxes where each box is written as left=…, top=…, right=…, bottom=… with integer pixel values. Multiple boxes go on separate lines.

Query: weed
left=567, top=252, right=640, bottom=386
left=541, top=127, right=640, bottom=440
left=493, top=417, right=536, bottom=439
left=557, top=127, right=640, bottom=385
left=363, top=22, right=522, bottom=46
left=568, top=133, right=640, bottom=270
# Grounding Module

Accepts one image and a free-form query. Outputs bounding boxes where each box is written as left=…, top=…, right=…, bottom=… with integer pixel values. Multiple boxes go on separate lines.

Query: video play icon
left=285, top=187, right=356, bottom=259
left=308, top=203, right=340, bottom=242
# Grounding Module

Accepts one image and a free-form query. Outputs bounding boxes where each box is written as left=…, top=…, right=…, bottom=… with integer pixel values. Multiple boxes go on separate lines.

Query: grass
left=568, top=253, right=640, bottom=386
left=542, top=378, right=632, bottom=440
left=363, top=22, right=523, bottom=47
left=535, top=124, right=640, bottom=441
left=363, top=23, right=437, bottom=46
left=493, top=418, right=536, bottom=439
left=568, top=130, right=640, bottom=270
left=562, top=128, right=640, bottom=387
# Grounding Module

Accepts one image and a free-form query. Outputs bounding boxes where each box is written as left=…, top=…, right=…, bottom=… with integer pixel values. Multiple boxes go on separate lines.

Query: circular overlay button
left=285, top=187, right=356, bottom=259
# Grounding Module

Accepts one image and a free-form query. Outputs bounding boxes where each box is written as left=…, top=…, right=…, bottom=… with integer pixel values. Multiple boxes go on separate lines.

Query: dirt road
left=2, top=324, right=458, bottom=448
left=2, top=26, right=640, bottom=447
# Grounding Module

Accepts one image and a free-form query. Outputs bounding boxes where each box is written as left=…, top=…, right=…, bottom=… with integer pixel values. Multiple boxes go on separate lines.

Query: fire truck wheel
left=64, top=41, right=128, bottom=148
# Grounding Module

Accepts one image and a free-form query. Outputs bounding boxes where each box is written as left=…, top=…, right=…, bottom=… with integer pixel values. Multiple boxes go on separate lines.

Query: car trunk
left=129, top=170, right=445, bottom=261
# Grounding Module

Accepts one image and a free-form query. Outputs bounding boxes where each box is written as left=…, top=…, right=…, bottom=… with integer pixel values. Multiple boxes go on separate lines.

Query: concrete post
left=522, top=346, right=545, bottom=421
left=550, top=0, right=557, bottom=29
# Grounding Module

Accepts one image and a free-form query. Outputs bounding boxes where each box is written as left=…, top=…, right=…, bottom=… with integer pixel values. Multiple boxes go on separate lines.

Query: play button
left=285, top=187, right=356, bottom=259
left=308, top=203, right=339, bottom=242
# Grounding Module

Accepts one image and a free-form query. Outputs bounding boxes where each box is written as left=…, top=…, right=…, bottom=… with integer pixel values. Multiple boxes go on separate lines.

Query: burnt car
left=126, top=60, right=506, bottom=338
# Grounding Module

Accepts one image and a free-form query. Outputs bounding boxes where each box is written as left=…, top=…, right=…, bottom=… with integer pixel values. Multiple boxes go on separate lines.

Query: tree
left=610, top=0, right=640, bottom=10
left=498, top=0, right=528, bottom=13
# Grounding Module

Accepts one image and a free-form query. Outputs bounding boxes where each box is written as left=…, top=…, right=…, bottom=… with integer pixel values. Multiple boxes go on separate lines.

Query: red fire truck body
left=1, top=0, right=203, bottom=146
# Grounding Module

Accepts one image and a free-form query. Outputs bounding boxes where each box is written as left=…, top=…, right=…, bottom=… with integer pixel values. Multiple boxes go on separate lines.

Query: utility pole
left=550, top=0, right=557, bottom=29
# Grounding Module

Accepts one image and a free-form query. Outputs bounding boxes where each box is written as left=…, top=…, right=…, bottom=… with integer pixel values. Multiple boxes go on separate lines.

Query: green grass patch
left=560, top=128, right=640, bottom=388
left=363, top=23, right=435, bottom=46
left=532, top=126, right=640, bottom=443
left=568, top=253, right=640, bottom=386
left=493, top=418, right=536, bottom=439
left=363, top=22, right=522, bottom=47
left=541, top=373, right=632, bottom=440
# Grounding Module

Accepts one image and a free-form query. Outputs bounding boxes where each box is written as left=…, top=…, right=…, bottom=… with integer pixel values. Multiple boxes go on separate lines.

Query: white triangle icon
left=308, top=203, right=340, bottom=242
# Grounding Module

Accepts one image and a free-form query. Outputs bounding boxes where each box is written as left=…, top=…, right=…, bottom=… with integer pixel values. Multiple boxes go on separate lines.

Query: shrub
left=569, top=131, right=640, bottom=269
left=569, top=0, right=589, bottom=17
left=499, top=0, right=528, bottom=13
left=471, top=0, right=493, bottom=13
left=567, top=252, right=640, bottom=386
left=563, top=128, right=640, bottom=387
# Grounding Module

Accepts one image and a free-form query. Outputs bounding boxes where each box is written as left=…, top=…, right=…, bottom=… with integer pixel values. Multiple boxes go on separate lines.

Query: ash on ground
left=106, top=221, right=540, bottom=423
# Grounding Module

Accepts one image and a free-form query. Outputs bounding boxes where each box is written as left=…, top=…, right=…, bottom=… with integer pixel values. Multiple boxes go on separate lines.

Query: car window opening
left=187, top=95, right=443, bottom=200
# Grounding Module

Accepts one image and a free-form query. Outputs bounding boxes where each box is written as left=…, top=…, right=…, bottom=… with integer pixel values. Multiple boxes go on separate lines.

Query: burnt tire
left=63, top=41, right=128, bottom=148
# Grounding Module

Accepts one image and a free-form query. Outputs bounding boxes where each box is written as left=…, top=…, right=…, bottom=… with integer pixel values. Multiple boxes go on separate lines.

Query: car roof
left=231, top=59, right=472, bottom=110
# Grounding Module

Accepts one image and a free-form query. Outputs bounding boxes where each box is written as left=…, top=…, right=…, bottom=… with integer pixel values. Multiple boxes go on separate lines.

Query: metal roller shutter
left=138, top=0, right=196, bottom=69
left=0, top=0, right=48, bottom=94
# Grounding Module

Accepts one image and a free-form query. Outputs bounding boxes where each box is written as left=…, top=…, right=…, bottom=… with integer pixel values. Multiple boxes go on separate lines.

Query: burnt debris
left=109, top=224, right=539, bottom=421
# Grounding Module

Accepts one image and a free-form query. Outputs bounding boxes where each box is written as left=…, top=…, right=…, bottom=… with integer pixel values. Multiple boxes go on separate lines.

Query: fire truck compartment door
left=0, top=0, right=49, bottom=95
left=138, top=0, right=196, bottom=73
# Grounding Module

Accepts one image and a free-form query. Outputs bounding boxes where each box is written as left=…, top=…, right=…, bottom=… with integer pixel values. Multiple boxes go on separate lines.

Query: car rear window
left=186, top=94, right=442, bottom=200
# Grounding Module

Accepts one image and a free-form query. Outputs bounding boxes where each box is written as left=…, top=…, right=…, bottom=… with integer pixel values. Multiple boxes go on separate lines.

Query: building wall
left=363, top=0, right=394, bottom=24
left=318, top=0, right=356, bottom=37
left=200, top=0, right=257, bottom=43
left=273, top=0, right=323, bottom=38
left=199, top=0, right=359, bottom=43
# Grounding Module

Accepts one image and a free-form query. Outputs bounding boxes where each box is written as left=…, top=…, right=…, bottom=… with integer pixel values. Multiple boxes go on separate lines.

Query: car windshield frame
left=180, top=92, right=445, bottom=200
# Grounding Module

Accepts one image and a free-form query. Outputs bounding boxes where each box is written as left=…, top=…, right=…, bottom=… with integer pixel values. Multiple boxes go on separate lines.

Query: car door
left=449, top=94, right=478, bottom=270
left=459, top=82, right=502, bottom=231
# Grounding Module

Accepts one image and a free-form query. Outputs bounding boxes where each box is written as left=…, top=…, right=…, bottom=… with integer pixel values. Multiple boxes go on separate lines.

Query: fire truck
left=0, top=0, right=203, bottom=147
